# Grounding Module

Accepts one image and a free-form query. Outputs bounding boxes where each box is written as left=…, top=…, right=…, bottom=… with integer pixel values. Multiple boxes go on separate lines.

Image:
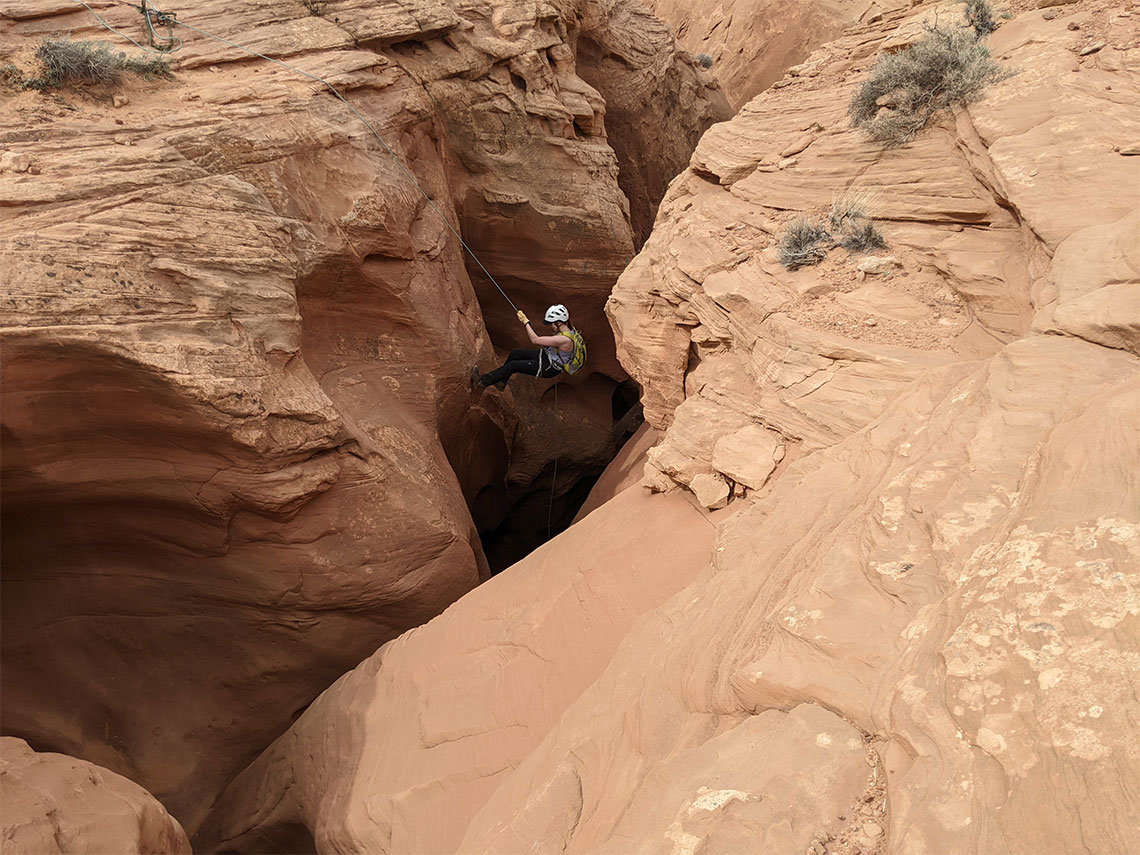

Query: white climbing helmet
left=544, top=304, right=570, bottom=323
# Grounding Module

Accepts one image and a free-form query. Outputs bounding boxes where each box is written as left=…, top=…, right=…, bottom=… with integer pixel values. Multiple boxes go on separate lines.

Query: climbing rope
left=69, top=0, right=570, bottom=546
left=67, top=0, right=153, bottom=52
left=547, top=379, right=559, bottom=541
left=139, top=0, right=181, bottom=52
left=67, top=0, right=520, bottom=312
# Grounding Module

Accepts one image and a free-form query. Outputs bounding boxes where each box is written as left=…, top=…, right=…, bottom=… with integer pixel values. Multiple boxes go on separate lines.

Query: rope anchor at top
left=136, top=0, right=180, bottom=52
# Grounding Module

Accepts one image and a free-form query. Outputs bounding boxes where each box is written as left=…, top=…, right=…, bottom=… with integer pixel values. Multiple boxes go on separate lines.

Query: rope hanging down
left=72, top=0, right=568, bottom=545
left=69, top=0, right=520, bottom=314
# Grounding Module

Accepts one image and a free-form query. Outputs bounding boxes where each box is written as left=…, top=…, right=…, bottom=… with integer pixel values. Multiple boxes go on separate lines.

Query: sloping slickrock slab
left=0, top=738, right=191, bottom=855
left=0, top=0, right=724, bottom=835
left=970, top=14, right=1140, bottom=249
left=460, top=336, right=1140, bottom=855
left=573, top=421, right=660, bottom=522
left=197, top=488, right=716, bottom=854
left=1036, top=208, right=1140, bottom=354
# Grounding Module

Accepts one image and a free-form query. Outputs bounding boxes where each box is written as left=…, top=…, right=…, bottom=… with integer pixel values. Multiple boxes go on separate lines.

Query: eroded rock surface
left=205, top=2, right=1139, bottom=852
left=0, top=737, right=191, bottom=855
left=610, top=0, right=1140, bottom=502
left=0, top=0, right=724, bottom=835
left=643, top=0, right=864, bottom=108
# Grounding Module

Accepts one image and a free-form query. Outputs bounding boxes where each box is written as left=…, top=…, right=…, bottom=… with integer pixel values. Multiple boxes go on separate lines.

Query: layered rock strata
left=0, top=0, right=724, bottom=834
left=204, top=1, right=1139, bottom=852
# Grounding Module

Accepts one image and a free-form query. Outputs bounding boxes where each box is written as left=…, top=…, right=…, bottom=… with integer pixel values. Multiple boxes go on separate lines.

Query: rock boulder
left=0, top=738, right=191, bottom=855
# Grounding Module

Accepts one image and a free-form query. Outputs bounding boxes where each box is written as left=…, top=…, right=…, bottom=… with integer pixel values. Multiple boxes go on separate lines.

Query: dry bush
left=840, top=220, right=888, bottom=253
left=828, top=187, right=881, bottom=230
left=28, top=38, right=171, bottom=90
left=0, top=63, right=24, bottom=87
left=848, top=24, right=1009, bottom=146
left=964, top=0, right=999, bottom=37
left=779, top=218, right=833, bottom=270
left=780, top=189, right=890, bottom=270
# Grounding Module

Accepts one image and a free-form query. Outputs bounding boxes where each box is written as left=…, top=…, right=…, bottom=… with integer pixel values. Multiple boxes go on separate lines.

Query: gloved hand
left=516, top=310, right=530, bottom=325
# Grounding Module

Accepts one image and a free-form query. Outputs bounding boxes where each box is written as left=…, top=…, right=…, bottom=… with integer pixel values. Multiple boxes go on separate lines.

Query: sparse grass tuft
left=840, top=220, right=888, bottom=253
left=828, top=188, right=881, bottom=230
left=848, top=23, right=1010, bottom=146
left=780, top=189, right=889, bottom=270
left=779, top=217, right=832, bottom=270
left=302, top=0, right=327, bottom=15
left=26, top=37, right=172, bottom=90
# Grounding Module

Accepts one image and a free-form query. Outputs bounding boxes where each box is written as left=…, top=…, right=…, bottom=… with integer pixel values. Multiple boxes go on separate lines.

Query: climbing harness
left=540, top=327, right=586, bottom=375
left=556, top=327, right=587, bottom=375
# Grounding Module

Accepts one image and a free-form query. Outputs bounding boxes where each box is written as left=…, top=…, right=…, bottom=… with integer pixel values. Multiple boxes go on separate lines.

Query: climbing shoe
left=471, top=365, right=488, bottom=390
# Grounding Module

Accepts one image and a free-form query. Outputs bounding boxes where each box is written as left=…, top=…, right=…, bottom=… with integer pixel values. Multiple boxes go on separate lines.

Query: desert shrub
left=302, top=0, right=327, bottom=15
left=840, top=220, right=888, bottom=253
left=27, top=37, right=171, bottom=90
left=848, top=23, right=1009, bottom=146
left=0, top=63, right=24, bottom=87
left=780, top=190, right=889, bottom=269
left=695, top=53, right=714, bottom=69
left=779, top=217, right=832, bottom=270
left=963, top=0, right=998, bottom=37
left=828, top=187, right=880, bottom=230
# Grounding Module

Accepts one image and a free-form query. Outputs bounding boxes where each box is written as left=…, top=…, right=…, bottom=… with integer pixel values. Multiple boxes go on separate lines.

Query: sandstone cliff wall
left=643, top=0, right=864, bottom=108
left=0, top=0, right=725, bottom=834
left=202, top=1, right=1140, bottom=852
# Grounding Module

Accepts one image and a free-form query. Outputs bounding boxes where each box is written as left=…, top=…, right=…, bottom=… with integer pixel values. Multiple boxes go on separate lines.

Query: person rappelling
left=473, top=304, right=587, bottom=390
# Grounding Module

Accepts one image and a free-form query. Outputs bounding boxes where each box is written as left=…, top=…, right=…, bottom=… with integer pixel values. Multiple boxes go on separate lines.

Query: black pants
left=482, top=348, right=561, bottom=386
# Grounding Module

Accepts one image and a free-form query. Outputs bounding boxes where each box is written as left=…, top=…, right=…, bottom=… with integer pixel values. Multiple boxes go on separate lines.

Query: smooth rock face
left=0, top=738, right=191, bottom=855
left=573, top=421, right=660, bottom=522
left=197, top=488, right=717, bottom=853
left=207, top=3, right=1139, bottom=853
left=0, top=0, right=724, bottom=835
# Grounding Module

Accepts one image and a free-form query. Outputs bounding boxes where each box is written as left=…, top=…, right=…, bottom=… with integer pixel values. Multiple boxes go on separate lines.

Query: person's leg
left=481, top=349, right=541, bottom=386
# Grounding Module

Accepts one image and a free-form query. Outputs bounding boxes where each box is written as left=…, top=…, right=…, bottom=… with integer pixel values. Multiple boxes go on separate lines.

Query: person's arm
left=524, top=323, right=570, bottom=349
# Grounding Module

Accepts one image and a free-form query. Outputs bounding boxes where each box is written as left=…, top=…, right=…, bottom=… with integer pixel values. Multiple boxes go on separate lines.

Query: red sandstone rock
left=0, top=738, right=191, bottom=855
left=573, top=421, right=660, bottom=521
left=201, top=3, right=1139, bottom=852
left=196, top=488, right=716, bottom=853
left=643, top=0, right=863, bottom=108
left=0, top=0, right=723, bottom=836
